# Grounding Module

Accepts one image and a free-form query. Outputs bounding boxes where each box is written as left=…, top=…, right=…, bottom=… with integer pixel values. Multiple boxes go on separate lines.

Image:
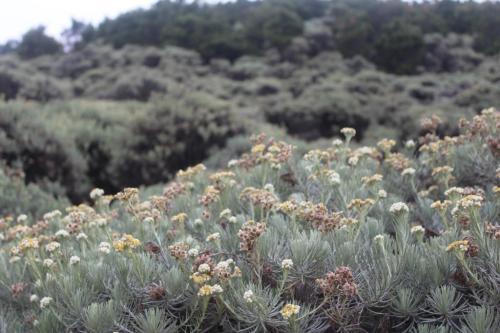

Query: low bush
left=114, top=91, right=243, bottom=187
left=0, top=102, right=87, bottom=201
left=0, top=110, right=498, bottom=332
left=0, top=167, right=68, bottom=218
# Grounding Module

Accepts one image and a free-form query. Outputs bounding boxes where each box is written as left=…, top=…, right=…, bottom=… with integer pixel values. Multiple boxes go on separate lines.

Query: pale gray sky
left=0, top=0, right=228, bottom=43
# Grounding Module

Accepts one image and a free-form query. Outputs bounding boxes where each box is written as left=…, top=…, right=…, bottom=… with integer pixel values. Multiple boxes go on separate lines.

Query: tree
left=0, top=40, right=19, bottom=55
left=17, top=26, right=62, bottom=59
left=374, top=19, right=425, bottom=74
left=62, top=19, right=95, bottom=51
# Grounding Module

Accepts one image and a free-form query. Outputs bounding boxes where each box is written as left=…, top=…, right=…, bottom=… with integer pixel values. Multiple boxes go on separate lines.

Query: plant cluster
left=0, top=110, right=498, bottom=332
left=0, top=93, right=242, bottom=203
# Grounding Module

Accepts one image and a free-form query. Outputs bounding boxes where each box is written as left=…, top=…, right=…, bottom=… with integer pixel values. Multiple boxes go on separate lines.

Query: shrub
left=16, top=26, right=62, bottom=59
left=265, top=89, right=369, bottom=141
left=113, top=91, right=243, bottom=186
left=0, top=167, right=68, bottom=218
left=0, top=102, right=87, bottom=201
left=0, top=110, right=498, bottom=332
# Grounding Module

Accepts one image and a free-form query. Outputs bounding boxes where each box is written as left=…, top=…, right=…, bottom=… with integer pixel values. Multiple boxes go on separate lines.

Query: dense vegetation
left=0, top=1, right=499, bottom=331
left=0, top=111, right=498, bottom=332
left=1, top=32, right=499, bottom=204
left=3, top=0, right=500, bottom=74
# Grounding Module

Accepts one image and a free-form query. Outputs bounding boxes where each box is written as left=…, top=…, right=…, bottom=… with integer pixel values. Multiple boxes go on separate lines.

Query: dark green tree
left=374, top=19, right=425, bottom=74
left=17, top=26, right=62, bottom=59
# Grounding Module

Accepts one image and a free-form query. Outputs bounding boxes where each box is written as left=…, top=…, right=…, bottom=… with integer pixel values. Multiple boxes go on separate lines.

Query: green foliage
left=0, top=112, right=498, bottom=332
left=118, top=92, right=242, bottom=187
left=373, top=19, right=424, bottom=74
left=16, top=26, right=62, bottom=59
left=0, top=167, right=67, bottom=218
left=0, top=102, right=87, bottom=201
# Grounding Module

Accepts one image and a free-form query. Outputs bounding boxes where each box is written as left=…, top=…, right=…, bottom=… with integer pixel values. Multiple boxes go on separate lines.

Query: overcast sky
left=0, top=0, right=227, bottom=43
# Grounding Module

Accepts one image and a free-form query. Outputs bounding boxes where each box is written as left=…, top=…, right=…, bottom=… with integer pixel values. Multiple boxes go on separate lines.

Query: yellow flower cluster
left=430, top=200, right=452, bottom=212
left=377, top=138, right=396, bottom=152
left=456, top=195, right=483, bottom=210
left=190, top=272, right=211, bottom=285
left=347, top=198, right=375, bottom=211
left=199, top=186, right=220, bottom=207
left=432, top=166, right=454, bottom=176
left=281, top=304, right=300, bottom=320
left=340, top=127, right=356, bottom=139
left=209, top=171, right=236, bottom=188
left=362, top=174, right=383, bottom=186
left=303, top=149, right=331, bottom=164
left=113, top=234, right=141, bottom=252
left=171, top=212, right=188, bottom=224
left=277, top=200, right=298, bottom=215
left=446, top=240, right=469, bottom=252
left=385, top=153, right=412, bottom=172
left=114, top=187, right=139, bottom=201
left=177, top=164, right=206, bottom=180
left=197, top=284, right=223, bottom=297
left=17, top=237, right=39, bottom=253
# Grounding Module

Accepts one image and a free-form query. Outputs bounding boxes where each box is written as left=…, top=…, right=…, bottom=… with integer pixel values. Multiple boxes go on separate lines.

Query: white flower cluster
left=401, top=168, right=416, bottom=176
left=40, top=296, right=53, bottom=309
left=281, top=259, right=294, bottom=270
left=198, top=263, right=211, bottom=273
left=389, top=202, right=409, bottom=215
left=206, top=233, right=220, bottom=242
left=69, top=256, right=81, bottom=265
left=243, top=290, right=254, bottom=303
left=98, top=242, right=112, bottom=254
left=55, top=229, right=70, bottom=238
left=43, top=210, right=62, bottom=221
left=90, top=188, right=105, bottom=200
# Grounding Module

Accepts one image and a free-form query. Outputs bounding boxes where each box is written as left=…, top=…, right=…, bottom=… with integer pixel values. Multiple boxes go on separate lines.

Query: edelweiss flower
left=188, top=248, right=199, bottom=257
left=90, top=188, right=104, bottom=200
left=17, top=214, right=28, bottom=223
left=43, top=210, right=62, bottom=221
left=69, top=256, right=80, bottom=265
left=219, top=209, right=232, bottom=218
left=373, top=234, right=385, bottom=245
left=206, top=233, right=220, bottom=242
left=98, top=242, right=111, bottom=254
left=43, top=259, right=55, bottom=268
left=76, top=233, right=88, bottom=241
left=445, top=187, right=465, bottom=199
left=190, top=272, right=211, bottom=285
left=430, top=200, right=452, bottom=212
left=377, top=138, right=396, bottom=152
left=45, top=241, right=60, bottom=253
left=401, top=168, right=416, bottom=176
left=411, top=225, right=425, bottom=235
left=446, top=240, right=469, bottom=252
left=332, top=138, right=343, bottom=147
left=55, top=229, right=70, bottom=238
left=281, top=259, right=294, bottom=270
left=243, top=290, right=254, bottom=303
left=198, top=263, right=211, bottom=273
left=197, top=284, right=223, bottom=297
left=340, top=127, right=356, bottom=139
left=40, top=297, right=53, bottom=309
left=281, top=304, right=300, bottom=320
left=405, top=140, right=416, bottom=148
left=389, top=202, right=409, bottom=215
left=171, top=212, right=188, bottom=224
